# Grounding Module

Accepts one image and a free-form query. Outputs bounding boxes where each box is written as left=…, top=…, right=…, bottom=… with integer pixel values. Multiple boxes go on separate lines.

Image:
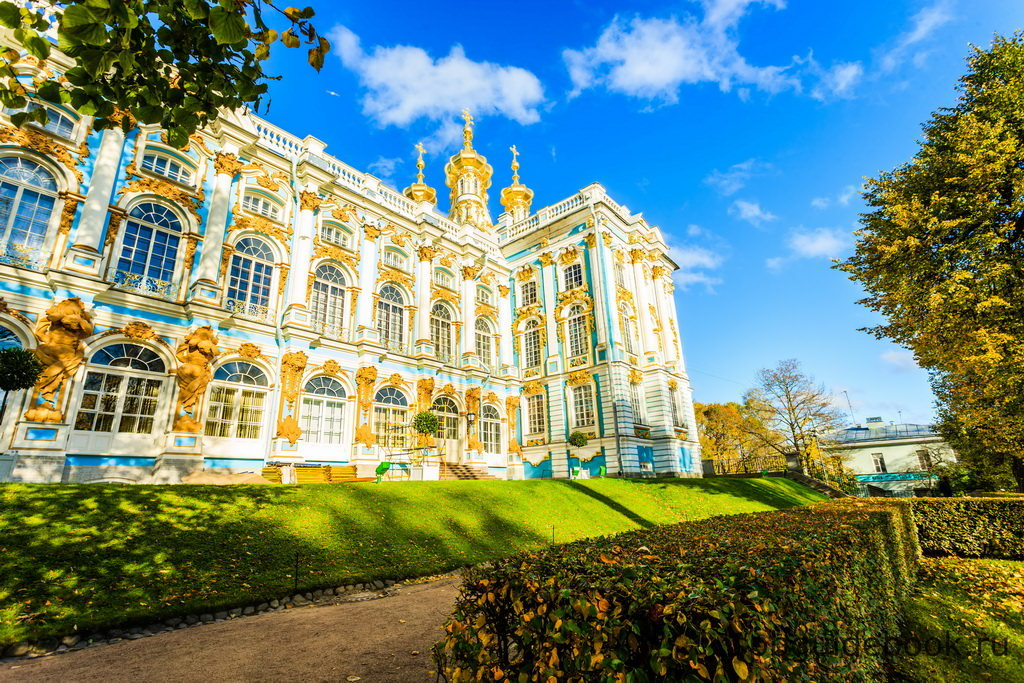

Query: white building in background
left=0, top=43, right=701, bottom=484
left=833, top=420, right=956, bottom=497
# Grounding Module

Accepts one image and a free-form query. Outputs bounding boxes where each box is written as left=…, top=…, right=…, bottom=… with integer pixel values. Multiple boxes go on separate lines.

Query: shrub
left=0, top=347, right=41, bottom=392
left=913, top=498, right=1024, bottom=559
left=567, top=431, right=588, bottom=448
left=434, top=500, right=918, bottom=682
left=412, top=411, right=440, bottom=435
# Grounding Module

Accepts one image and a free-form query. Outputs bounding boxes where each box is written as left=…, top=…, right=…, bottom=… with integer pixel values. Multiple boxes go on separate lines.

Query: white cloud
left=880, top=349, right=918, bottom=374
left=810, top=184, right=859, bottom=210
left=329, top=25, right=545, bottom=141
left=810, top=197, right=831, bottom=210
left=788, top=227, right=852, bottom=258
left=563, top=4, right=798, bottom=104
left=729, top=199, right=777, bottom=227
left=881, top=1, right=953, bottom=72
left=810, top=61, right=864, bottom=101
left=367, top=156, right=401, bottom=184
left=666, top=242, right=726, bottom=291
left=704, top=158, right=770, bottom=196
left=838, top=184, right=858, bottom=206
left=687, top=224, right=705, bottom=236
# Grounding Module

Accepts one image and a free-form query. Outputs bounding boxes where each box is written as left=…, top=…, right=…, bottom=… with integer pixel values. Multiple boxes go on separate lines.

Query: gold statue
left=172, top=326, right=220, bottom=432
left=24, top=298, right=94, bottom=423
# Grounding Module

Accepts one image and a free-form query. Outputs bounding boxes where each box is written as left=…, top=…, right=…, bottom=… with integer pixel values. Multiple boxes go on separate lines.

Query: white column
left=498, top=286, right=513, bottom=371
left=539, top=258, right=558, bottom=369
left=631, top=249, right=655, bottom=357
left=652, top=273, right=676, bottom=363
left=63, top=127, right=126, bottom=273
left=353, top=230, right=380, bottom=342
left=415, top=248, right=432, bottom=346
left=192, top=149, right=241, bottom=296
left=282, top=190, right=319, bottom=325
left=460, top=272, right=475, bottom=362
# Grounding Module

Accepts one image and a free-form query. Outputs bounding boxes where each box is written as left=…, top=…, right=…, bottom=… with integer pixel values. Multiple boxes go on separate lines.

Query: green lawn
left=0, top=477, right=823, bottom=645
left=895, top=557, right=1024, bottom=682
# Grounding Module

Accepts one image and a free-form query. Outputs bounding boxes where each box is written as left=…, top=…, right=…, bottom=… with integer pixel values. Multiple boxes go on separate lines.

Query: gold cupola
left=403, top=142, right=437, bottom=204
left=500, top=145, right=533, bottom=224
left=444, top=109, right=493, bottom=228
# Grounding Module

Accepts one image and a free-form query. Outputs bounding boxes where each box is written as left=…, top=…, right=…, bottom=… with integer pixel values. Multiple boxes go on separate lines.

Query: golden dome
left=403, top=142, right=437, bottom=204
left=500, top=144, right=533, bottom=222
left=444, top=109, right=493, bottom=228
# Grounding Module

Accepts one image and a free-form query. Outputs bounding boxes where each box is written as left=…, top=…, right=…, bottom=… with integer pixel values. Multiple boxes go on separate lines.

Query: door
left=431, top=396, right=461, bottom=464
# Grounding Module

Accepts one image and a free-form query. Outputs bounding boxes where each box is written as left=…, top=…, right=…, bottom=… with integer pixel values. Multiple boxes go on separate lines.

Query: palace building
left=0, top=52, right=700, bottom=484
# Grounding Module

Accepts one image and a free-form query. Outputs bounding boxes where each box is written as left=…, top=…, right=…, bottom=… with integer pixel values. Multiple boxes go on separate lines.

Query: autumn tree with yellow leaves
left=837, top=33, right=1024, bottom=491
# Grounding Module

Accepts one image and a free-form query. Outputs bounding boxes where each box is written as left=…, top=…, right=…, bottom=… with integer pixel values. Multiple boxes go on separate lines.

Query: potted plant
left=0, top=347, right=42, bottom=423
left=568, top=431, right=589, bottom=479
left=411, top=411, right=441, bottom=481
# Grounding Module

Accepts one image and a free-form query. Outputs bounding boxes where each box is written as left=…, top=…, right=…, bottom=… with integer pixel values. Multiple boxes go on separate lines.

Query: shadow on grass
left=556, top=480, right=656, bottom=529
left=625, top=476, right=825, bottom=509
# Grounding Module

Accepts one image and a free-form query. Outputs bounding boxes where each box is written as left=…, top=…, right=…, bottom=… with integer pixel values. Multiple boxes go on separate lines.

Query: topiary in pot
left=568, top=431, right=589, bottom=448
left=412, top=411, right=440, bottom=436
left=0, top=347, right=42, bottom=422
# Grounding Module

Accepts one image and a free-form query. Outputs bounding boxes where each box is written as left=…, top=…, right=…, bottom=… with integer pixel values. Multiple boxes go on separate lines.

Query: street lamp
left=466, top=411, right=477, bottom=431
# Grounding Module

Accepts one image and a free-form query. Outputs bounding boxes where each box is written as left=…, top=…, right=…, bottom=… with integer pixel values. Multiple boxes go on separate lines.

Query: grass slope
left=896, top=557, right=1024, bottom=682
left=0, top=477, right=823, bottom=645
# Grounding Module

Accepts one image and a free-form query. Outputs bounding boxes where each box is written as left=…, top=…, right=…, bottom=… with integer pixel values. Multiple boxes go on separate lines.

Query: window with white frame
left=619, top=304, right=636, bottom=355
left=0, top=156, right=58, bottom=266
left=204, top=362, right=269, bottom=439
left=522, top=319, right=541, bottom=368
left=226, top=237, right=275, bottom=320
left=671, top=388, right=686, bottom=428
left=430, top=302, right=453, bottom=362
left=567, top=306, right=589, bottom=357
left=630, top=383, right=645, bottom=424
left=300, top=376, right=346, bottom=445
left=141, top=153, right=192, bottom=185
left=526, top=394, right=545, bottom=435
left=520, top=280, right=537, bottom=306
left=475, top=317, right=493, bottom=369
left=571, top=383, right=595, bottom=428
left=381, top=248, right=406, bottom=270
left=431, top=396, right=459, bottom=440
left=481, top=404, right=501, bottom=453
left=6, top=102, right=75, bottom=138
left=73, top=344, right=165, bottom=435
left=310, top=263, right=346, bottom=338
left=563, top=262, right=583, bottom=290
left=377, top=285, right=405, bottom=351
left=241, top=193, right=280, bottom=220
left=614, top=261, right=626, bottom=288
left=916, top=449, right=932, bottom=470
left=476, top=287, right=492, bottom=305
left=112, top=202, right=183, bottom=298
left=872, top=453, right=887, bottom=473
left=373, top=387, right=409, bottom=448
left=320, top=222, right=352, bottom=249
left=433, top=269, right=454, bottom=289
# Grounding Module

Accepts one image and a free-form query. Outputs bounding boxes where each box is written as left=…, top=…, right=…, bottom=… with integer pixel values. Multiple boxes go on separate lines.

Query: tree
left=0, top=1, right=330, bottom=148
left=836, top=33, right=1024, bottom=491
left=693, top=401, right=780, bottom=466
left=0, top=346, right=42, bottom=422
left=743, top=359, right=846, bottom=460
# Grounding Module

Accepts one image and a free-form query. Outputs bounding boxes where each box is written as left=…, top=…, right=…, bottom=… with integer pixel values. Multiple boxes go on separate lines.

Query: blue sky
left=258, top=0, right=1024, bottom=426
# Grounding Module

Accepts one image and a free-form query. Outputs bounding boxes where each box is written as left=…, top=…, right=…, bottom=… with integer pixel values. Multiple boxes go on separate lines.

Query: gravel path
left=0, top=576, right=461, bottom=683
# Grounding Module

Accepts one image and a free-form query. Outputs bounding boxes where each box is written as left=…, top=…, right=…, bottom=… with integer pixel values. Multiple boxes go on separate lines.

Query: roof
left=833, top=423, right=938, bottom=444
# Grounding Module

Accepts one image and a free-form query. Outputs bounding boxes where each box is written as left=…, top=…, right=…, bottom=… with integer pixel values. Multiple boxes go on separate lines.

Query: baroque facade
left=0, top=51, right=700, bottom=484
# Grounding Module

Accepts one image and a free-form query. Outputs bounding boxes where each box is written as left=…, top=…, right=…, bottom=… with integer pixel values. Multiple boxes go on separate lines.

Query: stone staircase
left=439, top=462, right=500, bottom=481
left=783, top=471, right=852, bottom=499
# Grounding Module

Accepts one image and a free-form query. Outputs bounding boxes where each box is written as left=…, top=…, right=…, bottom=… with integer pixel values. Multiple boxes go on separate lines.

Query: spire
left=444, top=108, right=493, bottom=228
left=500, top=144, right=533, bottom=223
left=403, top=142, right=437, bottom=204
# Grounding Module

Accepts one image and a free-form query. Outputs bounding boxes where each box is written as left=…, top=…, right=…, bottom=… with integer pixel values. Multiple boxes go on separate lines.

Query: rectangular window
left=916, top=450, right=931, bottom=470
left=872, top=453, right=887, bottom=473
left=300, top=397, right=345, bottom=444
left=563, top=263, right=583, bottom=290
left=630, top=383, right=645, bottom=424
left=320, top=224, right=352, bottom=249
left=521, top=281, right=537, bottom=305
left=526, top=394, right=545, bottom=435
left=382, top=250, right=405, bottom=269
left=374, top=406, right=408, bottom=448
left=572, top=384, right=595, bottom=428
left=567, top=316, right=589, bottom=357
left=204, top=385, right=265, bottom=439
left=433, top=270, right=453, bottom=288
left=481, top=419, right=500, bottom=453
left=614, top=262, right=626, bottom=287
left=142, top=153, right=191, bottom=185
left=476, top=288, right=492, bottom=305
left=242, top=194, right=280, bottom=220
left=523, top=328, right=541, bottom=368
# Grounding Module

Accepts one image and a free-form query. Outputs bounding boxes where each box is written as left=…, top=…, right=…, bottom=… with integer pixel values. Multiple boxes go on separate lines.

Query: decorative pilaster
left=414, top=246, right=433, bottom=355
left=282, top=189, right=320, bottom=328
left=62, top=127, right=126, bottom=274
left=629, top=248, right=656, bottom=359
left=459, top=267, right=476, bottom=366
left=497, top=283, right=513, bottom=374
left=593, top=227, right=621, bottom=357
left=190, top=148, right=241, bottom=302
left=353, top=225, right=380, bottom=344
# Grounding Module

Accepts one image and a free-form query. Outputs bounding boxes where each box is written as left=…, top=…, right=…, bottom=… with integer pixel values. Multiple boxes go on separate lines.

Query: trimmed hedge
left=434, top=500, right=919, bottom=682
left=913, top=498, right=1024, bottom=559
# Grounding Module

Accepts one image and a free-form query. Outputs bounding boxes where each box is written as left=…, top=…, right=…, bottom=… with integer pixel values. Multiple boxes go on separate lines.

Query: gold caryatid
left=500, top=144, right=534, bottom=223
left=402, top=142, right=437, bottom=204
left=172, top=326, right=220, bottom=432
left=444, top=108, right=493, bottom=229
left=24, top=297, right=94, bottom=423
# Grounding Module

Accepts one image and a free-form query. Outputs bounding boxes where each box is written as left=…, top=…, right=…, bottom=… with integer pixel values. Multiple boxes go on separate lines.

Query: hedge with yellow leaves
left=434, top=500, right=918, bottom=682
left=913, top=498, right=1024, bottom=559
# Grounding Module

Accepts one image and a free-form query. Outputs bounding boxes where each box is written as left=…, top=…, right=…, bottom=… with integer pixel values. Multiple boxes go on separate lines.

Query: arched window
left=0, top=325, right=21, bottom=350
left=241, top=193, right=280, bottom=220
left=481, top=404, right=501, bottom=453
left=381, top=248, right=406, bottom=270
left=373, top=387, right=408, bottom=448
left=377, top=285, right=405, bottom=351
left=563, top=263, right=583, bottom=290
left=522, top=319, right=541, bottom=369
left=571, top=384, right=595, bottom=428
left=433, top=269, right=453, bottom=289
left=430, top=302, right=453, bottom=363
left=431, top=396, right=459, bottom=440
left=619, top=304, right=636, bottom=355
left=320, top=222, right=352, bottom=249
left=112, top=202, right=183, bottom=298
left=300, top=376, right=346, bottom=444
left=205, top=361, right=269, bottom=439
left=73, top=344, right=166, bottom=435
left=475, top=287, right=492, bottom=305
left=0, top=157, right=58, bottom=268
left=310, top=263, right=346, bottom=338
left=475, top=317, right=493, bottom=370
left=227, top=237, right=275, bottom=321
left=141, top=153, right=192, bottom=185
left=567, top=305, right=589, bottom=357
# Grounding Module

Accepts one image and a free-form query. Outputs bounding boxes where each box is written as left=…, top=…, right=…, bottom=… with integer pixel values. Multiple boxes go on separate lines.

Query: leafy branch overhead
left=0, top=1, right=331, bottom=148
